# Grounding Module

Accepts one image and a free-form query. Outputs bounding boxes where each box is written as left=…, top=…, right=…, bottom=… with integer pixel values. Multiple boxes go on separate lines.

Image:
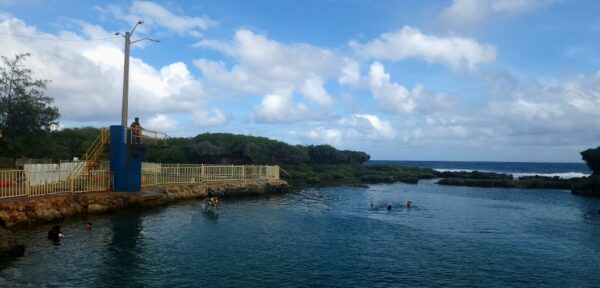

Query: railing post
left=201, top=164, right=204, bottom=181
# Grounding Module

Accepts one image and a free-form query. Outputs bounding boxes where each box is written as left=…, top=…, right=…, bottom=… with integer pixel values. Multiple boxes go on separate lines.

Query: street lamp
left=116, top=20, right=160, bottom=141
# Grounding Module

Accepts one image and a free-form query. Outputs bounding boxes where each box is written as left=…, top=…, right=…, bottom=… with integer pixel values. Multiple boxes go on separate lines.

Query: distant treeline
left=19, top=127, right=370, bottom=166
left=144, top=133, right=370, bottom=165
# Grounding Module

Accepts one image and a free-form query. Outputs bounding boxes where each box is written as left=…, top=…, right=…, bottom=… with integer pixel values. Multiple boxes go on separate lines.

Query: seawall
left=0, top=179, right=289, bottom=228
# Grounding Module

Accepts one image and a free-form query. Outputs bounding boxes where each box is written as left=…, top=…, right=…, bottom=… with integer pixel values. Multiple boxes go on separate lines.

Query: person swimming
left=406, top=201, right=412, bottom=208
left=85, top=222, right=93, bottom=230
left=48, top=225, right=64, bottom=241
left=386, top=204, right=392, bottom=211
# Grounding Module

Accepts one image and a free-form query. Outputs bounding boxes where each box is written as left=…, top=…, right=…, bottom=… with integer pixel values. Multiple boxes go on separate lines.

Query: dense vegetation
left=0, top=53, right=60, bottom=159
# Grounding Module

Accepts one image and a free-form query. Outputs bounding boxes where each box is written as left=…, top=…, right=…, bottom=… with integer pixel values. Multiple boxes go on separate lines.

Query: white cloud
left=300, top=76, right=333, bottom=106
left=194, top=29, right=352, bottom=122
left=301, top=113, right=396, bottom=147
left=193, top=108, right=230, bottom=127
left=147, top=114, right=179, bottom=132
left=439, top=0, right=559, bottom=31
left=0, top=16, right=207, bottom=126
left=102, top=0, right=215, bottom=37
left=350, top=26, right=496, bottom=71
left=253, top=89, right=312, bottom=124
left=338, top=114, right=396, bottom=140
left=368, top=61, right=419, bottom=114
left=304, top=127, right=343, bottom=145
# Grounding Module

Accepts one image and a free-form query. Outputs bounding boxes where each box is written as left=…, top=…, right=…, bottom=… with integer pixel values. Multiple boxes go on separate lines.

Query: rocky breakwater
left=0, top=179, right=289, bottom=228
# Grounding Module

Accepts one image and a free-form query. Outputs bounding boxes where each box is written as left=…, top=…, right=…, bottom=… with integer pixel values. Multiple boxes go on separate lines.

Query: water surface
left=2, top=181, right=600, bottom=287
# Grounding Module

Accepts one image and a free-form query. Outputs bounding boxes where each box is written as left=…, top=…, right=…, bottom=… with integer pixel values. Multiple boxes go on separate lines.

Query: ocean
left=368, top=160, right=591, bottom=179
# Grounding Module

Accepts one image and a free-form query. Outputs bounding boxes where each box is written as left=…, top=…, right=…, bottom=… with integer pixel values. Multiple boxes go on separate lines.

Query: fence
left=0, top=162, right=281, bottom=199
left=0, top=169, right=112, bottom=199
left=141, top=163, right=280, bottom=186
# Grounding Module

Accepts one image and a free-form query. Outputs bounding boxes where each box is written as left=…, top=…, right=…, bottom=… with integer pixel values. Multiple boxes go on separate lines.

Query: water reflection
left=94, top=211, right=145, bottom=288
left=202, top=210, right=219, bottom=222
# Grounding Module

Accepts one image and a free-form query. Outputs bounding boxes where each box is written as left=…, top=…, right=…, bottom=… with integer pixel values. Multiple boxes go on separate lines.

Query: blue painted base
left=109, top=125, right=146, bottom=192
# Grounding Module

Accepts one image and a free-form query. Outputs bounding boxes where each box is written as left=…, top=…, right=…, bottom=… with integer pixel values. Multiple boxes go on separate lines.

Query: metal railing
left=0, top=169, right=112, bottom=199
left=141, top=163, right=280, bottom=186
left=127, top=127, right=168, bottom=146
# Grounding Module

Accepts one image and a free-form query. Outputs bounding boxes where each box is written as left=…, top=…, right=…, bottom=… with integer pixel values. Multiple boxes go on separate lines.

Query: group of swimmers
left=203, top=196, right=220, bottom=210
left=47, top=222, right=92, bottom=242
left=371, top=200, right=413, bottom=211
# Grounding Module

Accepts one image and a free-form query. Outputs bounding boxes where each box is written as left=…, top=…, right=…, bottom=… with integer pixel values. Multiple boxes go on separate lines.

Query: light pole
left=116, top=20, right=159, bottom=141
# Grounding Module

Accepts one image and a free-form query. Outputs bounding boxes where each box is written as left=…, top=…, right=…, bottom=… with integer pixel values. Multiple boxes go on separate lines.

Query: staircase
left=69, top=128, right=109, bottom=178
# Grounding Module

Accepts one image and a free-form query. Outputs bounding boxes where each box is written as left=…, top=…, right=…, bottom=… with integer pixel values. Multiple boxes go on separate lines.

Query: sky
left=0, top=0, right=599, bottom=162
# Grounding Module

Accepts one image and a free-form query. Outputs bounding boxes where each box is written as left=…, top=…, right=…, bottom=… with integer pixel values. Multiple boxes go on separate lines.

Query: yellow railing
left=141, top=163, right=280, bottom=186
left=0, top=169, right=112, bottom=199
left=71, top=128, right=109, bottom=176
left=127, top=127, right=168, bottom=146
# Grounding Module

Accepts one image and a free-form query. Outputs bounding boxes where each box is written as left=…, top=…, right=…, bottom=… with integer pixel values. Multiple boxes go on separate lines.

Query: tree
left=0, top=53, right=59, bottom=158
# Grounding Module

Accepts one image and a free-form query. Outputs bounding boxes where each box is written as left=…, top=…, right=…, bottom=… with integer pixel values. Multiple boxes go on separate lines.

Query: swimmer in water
left=406, top=201, right=412, bottom=208
left=386, top=204, right=392, bottom=211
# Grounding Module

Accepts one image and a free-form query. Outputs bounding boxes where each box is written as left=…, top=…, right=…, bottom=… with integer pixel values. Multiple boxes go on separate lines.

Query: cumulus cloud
left=439, top=0, right=559, bottom=32
left=302, top=113, right=396, bottom=146
left=193, top=108, right=230, bottom=127
left=368, top=61, right=419, bottom=114
left=194, top=29, right=357, bottom=122
left=0, top=15, right=209, bottom=126
left=350, top=26, right=496, bottom=71
left=100, top=0, right=216, bottom=36
left=252, top=89, right=313, bottom=123
left=147, top=114, right=179, bottom=132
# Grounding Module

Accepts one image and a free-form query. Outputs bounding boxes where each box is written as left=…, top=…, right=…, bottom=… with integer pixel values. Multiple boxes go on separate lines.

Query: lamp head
left=138, top=20, right=144, bottom=24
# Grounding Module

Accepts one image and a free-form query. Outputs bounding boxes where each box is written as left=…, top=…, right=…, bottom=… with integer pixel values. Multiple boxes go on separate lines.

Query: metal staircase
left=70, top=128, right=109, bottom=178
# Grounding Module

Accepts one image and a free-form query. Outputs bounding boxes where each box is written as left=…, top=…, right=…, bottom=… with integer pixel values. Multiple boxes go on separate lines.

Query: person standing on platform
left=130, top=117, right=143, bottom=144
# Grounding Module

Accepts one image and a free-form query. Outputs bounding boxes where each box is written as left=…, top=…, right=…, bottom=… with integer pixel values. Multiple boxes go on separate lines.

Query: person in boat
left=406, top=201, right=412, bottom=208
left=48, top=225, right=64, bottom=241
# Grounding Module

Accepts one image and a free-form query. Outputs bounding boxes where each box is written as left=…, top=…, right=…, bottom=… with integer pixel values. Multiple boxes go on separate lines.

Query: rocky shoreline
left=0, top=179, right=289, bottom=228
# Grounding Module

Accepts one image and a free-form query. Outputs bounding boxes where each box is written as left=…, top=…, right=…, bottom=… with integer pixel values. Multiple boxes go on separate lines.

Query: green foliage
left=143, top=133, right=368, bottom=165
left=0, top=53, right=59, bottom=158
left=581, top=146, right=600, bottom=175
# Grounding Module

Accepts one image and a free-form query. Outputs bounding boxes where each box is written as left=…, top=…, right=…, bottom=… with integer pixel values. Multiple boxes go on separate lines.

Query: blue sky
left=1, top=0, right=599, bottom=162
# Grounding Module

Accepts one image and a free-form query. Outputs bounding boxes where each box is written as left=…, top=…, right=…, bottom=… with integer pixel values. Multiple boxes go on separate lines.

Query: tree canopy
left=144, top=133, right=370, bottom=165
left=0, top=53, right=59, bottom=158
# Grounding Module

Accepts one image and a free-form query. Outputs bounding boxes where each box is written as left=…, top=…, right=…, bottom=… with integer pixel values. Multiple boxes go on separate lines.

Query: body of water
left=2, top=177, right=600, bottom=287
left=369, top=160, right=592, bottom=179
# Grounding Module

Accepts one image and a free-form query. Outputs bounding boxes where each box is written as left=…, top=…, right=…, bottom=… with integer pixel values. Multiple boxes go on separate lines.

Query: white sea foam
left=433, top=169, right=590, bottom=179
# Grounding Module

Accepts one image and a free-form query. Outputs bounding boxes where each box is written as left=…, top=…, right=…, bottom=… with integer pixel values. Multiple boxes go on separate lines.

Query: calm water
left=2, top=180, right=600, bottom=287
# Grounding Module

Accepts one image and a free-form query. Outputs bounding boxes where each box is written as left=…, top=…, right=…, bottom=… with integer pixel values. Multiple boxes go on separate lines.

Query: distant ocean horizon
left=367, top=160, right=591, bottom=179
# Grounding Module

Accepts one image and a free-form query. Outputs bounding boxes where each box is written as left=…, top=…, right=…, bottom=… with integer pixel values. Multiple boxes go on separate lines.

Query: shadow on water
left=93, top=211, right=145, bottom=288
left=201, top=210, right=219, bottom=222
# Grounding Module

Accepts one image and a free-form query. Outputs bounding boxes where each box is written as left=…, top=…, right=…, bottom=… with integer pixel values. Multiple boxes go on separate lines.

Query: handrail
left=127, top=127, right=168, bottom=146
